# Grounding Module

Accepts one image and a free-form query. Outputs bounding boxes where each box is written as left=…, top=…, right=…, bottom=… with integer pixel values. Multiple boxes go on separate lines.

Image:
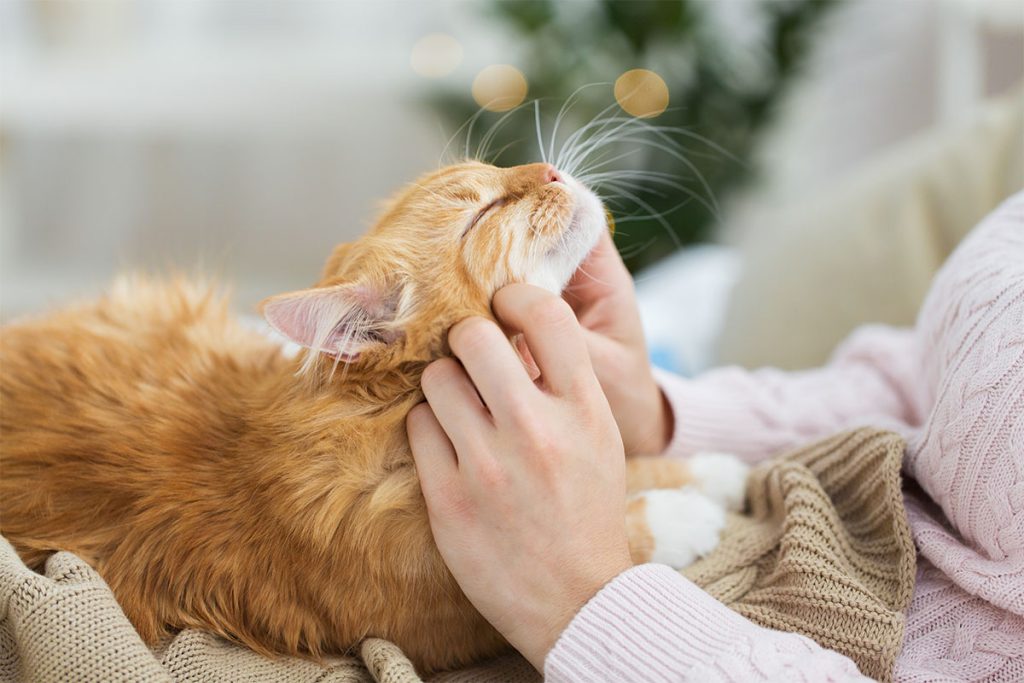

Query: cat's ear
left=259, top=280, right=403, bottom=362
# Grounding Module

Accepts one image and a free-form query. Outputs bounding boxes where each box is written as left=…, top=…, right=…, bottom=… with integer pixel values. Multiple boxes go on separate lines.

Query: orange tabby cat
left=0, top=161, right=745, bottom=673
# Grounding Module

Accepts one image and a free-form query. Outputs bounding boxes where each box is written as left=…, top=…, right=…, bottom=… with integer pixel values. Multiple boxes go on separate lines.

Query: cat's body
left=0, top=161, right=744, bottom=673
left=1, top=277, right=505, bottom=669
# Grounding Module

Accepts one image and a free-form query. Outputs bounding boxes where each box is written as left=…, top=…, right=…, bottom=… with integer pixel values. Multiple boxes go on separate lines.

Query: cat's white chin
left=526, top=173, right=606, bottom=295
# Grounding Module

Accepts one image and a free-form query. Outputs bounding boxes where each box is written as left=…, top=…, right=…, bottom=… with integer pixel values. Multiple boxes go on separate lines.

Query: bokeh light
left=410, top=33, right=463, bottom=78
left=614, top=69, right=669, bottom=118
left=472, top=64, right=528, bottom=112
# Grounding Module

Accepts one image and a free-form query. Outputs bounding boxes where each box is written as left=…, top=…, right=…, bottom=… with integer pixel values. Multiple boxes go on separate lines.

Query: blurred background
left=2, top=0, right=1022, bottom=374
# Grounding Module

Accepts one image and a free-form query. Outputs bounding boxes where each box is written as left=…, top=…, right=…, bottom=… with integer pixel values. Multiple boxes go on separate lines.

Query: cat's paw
left=642, top=488, right=726, bottom=569
left=689, top=452, right=749, bottom=511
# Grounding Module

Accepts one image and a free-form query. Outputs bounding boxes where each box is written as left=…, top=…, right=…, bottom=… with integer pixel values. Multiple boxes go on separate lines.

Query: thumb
left=563, top=231, right=631, bottom=313
left=578, top=326, right=622, bottom=376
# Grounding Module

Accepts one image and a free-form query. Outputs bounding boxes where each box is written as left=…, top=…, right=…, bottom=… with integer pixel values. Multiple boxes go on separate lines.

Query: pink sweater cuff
left=545, top=564, right=869, bottom=682
left=652, top=326, right=919, bottom=464
left=653, top=367, right=778, bottom=461
left=544, top=564, right=745, bottom=681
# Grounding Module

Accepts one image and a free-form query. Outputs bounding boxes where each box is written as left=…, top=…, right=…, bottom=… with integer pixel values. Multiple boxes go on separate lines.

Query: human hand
left=563, top=231, right=672, bottom=456
left=407, top=284, right=633, bottom=672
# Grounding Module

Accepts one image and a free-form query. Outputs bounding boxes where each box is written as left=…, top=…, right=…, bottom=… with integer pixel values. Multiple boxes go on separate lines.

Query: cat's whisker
left=465, top=96, right=532, bottom=160
left=638, top=119, right=743, bottom=166
left=590, top=183, right=684, bottom=201
left=560, top=109, right=673, bottom=176
left=612, top=200, right=693, bottom=226
left=587, top=174, right=678, bottom=193
left=547, top=82, right=609, bottom=166
left=571, top=144, right=648, bottom=181
left=600, top=184, right=685, bottom=249
left=584, top=168, right=684, bottom=180
left=534, top=100, right=547, bottom=164
left=556, top=100, right=625, bottom=173
left=585, top=174, right=691, bottom=197
left=616, top=236, right=659, bottom=261
left=562, top=115, right=641, bottom=174
left=477, top=100, right=536, bottom=162
left=488, top=139, right=526, bottom=166
left=580, top=146, right=719, bottom=220
left=565, top=263, right=615, bottom=290
left=440, top=106, right=491, bottom=168
left=604, top=184, right=671, bottom=200
left=568, top=125, right=658, bottom=179
left=593, top=131, right=720, bottom=215
left=571, top=149, right=649, bottom=182
left=564, top=109, right=729, bottom=185
left=581, top=123, right=725, bottom=218
left=562, top=105, right=639, bottom=155
left=567, top=110, right=693, bottom=155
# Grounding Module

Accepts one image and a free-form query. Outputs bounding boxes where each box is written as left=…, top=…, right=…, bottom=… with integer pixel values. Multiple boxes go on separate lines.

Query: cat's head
left=260, top=161, right=608, bottom=374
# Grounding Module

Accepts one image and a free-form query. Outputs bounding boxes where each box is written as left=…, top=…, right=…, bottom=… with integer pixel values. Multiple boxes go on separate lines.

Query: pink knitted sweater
left=546, top=193, right=1024, bottom=682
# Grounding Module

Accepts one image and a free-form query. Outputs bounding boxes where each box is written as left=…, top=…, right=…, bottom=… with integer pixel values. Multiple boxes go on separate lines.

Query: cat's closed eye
left=462, top=198, right=506, bottom=238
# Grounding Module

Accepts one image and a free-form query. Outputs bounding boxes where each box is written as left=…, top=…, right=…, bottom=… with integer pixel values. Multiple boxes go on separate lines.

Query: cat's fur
left=0, top=161, right=744, bottom=673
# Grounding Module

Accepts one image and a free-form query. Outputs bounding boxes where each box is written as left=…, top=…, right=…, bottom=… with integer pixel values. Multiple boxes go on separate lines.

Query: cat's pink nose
left=542, top=164, right=563, bottom=184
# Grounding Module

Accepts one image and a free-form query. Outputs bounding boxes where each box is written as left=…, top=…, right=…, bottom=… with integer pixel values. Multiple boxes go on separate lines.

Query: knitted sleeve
left=654, top=324, right=924, bottom=464
left=898, top=193, right=1024, bottom=619
left=545, top=564, right=871, bottom=682
left=547, top=195, right=1023, bottom=682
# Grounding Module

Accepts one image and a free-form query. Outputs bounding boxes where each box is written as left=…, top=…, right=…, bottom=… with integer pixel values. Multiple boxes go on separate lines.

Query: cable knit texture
left=680, top=429, right=915, bottom=681
left=547, top=192, right=1024, bottom=682
left=548, top=428, right=916, bottom=683
left=0, top=533, right=539, bottom=682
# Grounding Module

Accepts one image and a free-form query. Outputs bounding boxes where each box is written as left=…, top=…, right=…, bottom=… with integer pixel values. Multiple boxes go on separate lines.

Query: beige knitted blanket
left=0, top=428, right=914, bottom=682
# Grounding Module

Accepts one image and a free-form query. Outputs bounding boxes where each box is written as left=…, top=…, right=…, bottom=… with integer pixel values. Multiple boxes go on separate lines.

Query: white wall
left=0, top=0, right=508, bottom=317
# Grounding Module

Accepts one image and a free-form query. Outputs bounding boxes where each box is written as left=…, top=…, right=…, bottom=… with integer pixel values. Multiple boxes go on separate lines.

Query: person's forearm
left=545, top=564, right=870, bottom=683
left=656, top=325, right=921, bottom=463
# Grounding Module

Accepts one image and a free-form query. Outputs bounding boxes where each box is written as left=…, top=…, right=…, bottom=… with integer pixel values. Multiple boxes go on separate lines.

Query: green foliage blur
left=429, top=0, right=838, bottom=271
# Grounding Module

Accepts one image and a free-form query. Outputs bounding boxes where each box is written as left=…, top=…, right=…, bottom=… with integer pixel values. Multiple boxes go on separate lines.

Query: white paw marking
left=689, top=452, right=749, bottom=511
left=642, top=488, right=726, bottom=569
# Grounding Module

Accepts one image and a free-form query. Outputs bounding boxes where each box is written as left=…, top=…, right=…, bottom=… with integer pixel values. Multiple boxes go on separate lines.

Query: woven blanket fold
left=0, top=428, right=914, bottom=682
left=681, top=428, right=916, bottom=682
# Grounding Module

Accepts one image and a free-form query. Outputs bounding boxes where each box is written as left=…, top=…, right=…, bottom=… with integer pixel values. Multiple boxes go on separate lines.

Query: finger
left=492, top=284, right=594, bottom=395
left=511, top=333, right=541, bottom=382
left=447, top=317, right=537, bottom=413
left=563, top=230, right=630, bottom=313
left=420, top=358, right=493, bottom=450
left=406, top=402, right=459, bottom=505
left=579, top=326, right=617, bottom=376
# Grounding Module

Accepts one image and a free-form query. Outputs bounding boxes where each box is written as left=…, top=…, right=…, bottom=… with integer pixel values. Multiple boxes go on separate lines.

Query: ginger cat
left=0, top=161, right=746, bottom=673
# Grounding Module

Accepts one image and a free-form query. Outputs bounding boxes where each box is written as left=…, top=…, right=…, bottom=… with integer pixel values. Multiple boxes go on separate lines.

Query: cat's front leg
left=624, top=453, right=748, bottom=569
left=687, top=452, right=749, bottom=511
left=625, top=487, right=726, bottom=568
left=626, top=452, right=749, bottom=511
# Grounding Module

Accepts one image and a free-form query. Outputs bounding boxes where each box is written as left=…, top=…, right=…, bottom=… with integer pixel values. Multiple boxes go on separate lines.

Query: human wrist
left=516, top=555, right=633, bottom=671
left=623, top=380, right=673, bottom=457
left=652, top=386, right=674, bottom=453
